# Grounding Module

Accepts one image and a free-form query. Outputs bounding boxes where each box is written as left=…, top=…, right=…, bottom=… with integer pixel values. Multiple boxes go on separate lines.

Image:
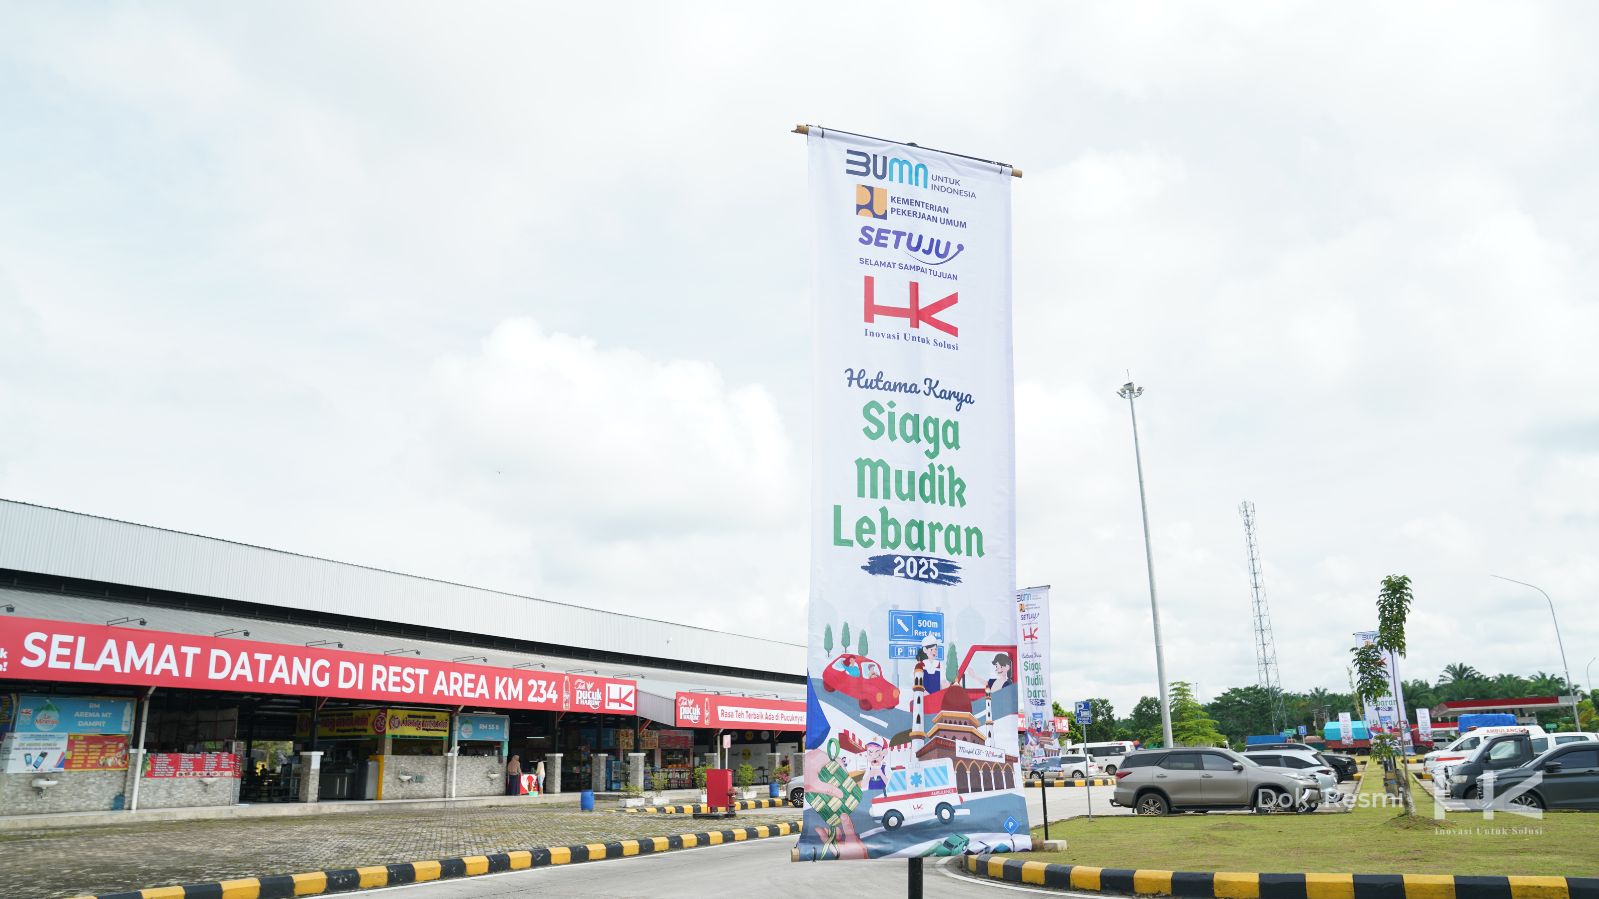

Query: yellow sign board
left=294, top=708, right=450, bottom=739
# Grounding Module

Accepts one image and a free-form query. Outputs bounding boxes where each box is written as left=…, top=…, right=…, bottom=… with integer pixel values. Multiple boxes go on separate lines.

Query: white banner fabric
left=796, top=128, right=1026, bottom=861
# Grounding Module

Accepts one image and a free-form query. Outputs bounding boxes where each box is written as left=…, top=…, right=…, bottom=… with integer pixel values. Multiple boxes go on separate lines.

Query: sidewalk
left=0, top=801, right=800, bottom=899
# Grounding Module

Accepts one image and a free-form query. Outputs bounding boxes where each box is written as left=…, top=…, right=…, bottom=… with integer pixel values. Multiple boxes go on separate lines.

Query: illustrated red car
left=923, top=644, right=1019, bottom=718
left=821, top=653, right=901, bottom=711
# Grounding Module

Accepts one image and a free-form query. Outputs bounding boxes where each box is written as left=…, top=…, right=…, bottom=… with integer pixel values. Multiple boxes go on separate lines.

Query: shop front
left=0, top=615, right=640, bottom=815
left=670, top=691, right=807, bottom=785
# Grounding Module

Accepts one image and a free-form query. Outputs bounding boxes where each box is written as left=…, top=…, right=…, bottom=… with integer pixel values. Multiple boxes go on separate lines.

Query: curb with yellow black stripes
left=962, top=855, right=1599, bottom=899
left=622, top=797, right=790, bottom=814
left=1024, top=777, right=1118, bottom=788
left=80, top=820, right=801, bottom=899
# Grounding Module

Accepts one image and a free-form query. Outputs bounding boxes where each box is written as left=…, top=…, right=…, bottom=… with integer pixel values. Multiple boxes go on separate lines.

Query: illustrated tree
left=944, top=642, right=958, bottom=685
left=823, top=625, right=834, bottom=657
left=1352, top=574, right=1414, bottom=814
left=857, top=631, right=869, bottom=659
left=841, top=622, right=852, bottom=651
left=1168, top=682, right=1226, bottom=747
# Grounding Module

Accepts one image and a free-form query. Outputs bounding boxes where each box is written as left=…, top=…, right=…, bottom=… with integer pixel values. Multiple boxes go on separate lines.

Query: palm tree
left=1438, top=663, right=1485, bottom=701
left=1529, top=672, right=1568, bottom=696
left=1305, top=688, right=1332, bottom=727
left=1440, top=663, right=1481, bottom=685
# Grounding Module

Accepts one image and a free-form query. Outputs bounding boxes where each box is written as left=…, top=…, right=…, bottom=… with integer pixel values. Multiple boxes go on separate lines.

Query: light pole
left=1120, top=381, right=1173, bottom=748
left=1490, top=575, right=1580, bottom=728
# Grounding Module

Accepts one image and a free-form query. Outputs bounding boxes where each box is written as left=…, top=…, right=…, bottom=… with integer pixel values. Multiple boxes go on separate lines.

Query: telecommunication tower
left=1239, top=501, right=1288, bottom=734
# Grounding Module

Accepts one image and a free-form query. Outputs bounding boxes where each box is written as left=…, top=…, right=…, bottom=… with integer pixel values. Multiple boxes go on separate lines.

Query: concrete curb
left=622, top=798, right=788, bottom=814
left=77, top=820, right=801, bottom=899
left=1025, top=777, right=1117, bottom=788
left=962, top=855, right=1599, bottom=899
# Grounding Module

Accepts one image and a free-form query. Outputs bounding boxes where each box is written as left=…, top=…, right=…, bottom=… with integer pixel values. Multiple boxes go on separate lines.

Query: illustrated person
left=920, top=635, right=943, bottom=693
left=985, top=653, right=1013, bottom=693
left=862, top=740, right=889, bottom=791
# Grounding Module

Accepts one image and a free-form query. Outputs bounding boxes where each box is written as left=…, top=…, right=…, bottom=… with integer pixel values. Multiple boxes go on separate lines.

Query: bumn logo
left=856, top=184, right=887, bottom=219
left=863, top=275, right=958, bottom=337
left=846, top=149, right=929, bottom=188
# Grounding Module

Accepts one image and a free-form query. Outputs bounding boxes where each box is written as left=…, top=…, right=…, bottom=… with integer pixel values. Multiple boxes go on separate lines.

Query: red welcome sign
left=0, top=616, right=636, bottom=716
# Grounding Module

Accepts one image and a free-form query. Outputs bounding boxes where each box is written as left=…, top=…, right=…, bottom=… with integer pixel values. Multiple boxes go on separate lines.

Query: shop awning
left=0, top=588, right=801, bottom=719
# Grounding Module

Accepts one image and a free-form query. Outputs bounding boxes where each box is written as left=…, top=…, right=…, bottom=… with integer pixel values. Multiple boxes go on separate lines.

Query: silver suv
left=1111, top=747, right=1321, bottom=815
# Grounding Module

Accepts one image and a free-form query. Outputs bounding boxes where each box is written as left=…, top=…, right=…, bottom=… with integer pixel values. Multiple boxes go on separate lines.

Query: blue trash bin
left=580, top=789, right=595, bottom=811
left=769, top=782, right=781, bottom=799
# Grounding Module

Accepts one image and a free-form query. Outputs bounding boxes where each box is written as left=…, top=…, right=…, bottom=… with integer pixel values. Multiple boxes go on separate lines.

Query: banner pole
left=908, top=857, right=924, bottom=898
left=790, top=124, right=1024, bottom=178
left=1040, top=771, right=1050, bottom=840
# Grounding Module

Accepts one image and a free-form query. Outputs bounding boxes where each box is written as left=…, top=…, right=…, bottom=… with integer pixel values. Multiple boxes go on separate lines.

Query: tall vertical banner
left=1416, top=707, right=1432, bottom=744
left=1354, top=630, right=1411, bottom=747
left=796, top=128, right=1027, bottom=861
left=1016, top=586, right=1053, bottom=739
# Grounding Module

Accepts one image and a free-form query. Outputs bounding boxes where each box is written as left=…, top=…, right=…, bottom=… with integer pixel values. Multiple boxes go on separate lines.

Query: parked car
left=1110, top=747, right=1320, bottom=816
left=1029, top=754, right=1102, bottom=779
left=784, top=776, right=804, bottom=807
left=1423, top=726, right=1544, bottom=778
left=1244, top=750, right=1342, bottom=806
left=1240, top=744, right=1355, bottom=782
left=1061, top=740, right=1139, bottom=774
left=1445, top=733, right=1543, bottom=799
left=1476, top=741, right=1599, bottom=811
left=820, top=652, right=900, bottom=711
left=1435, top=731, right=1595, bottom=786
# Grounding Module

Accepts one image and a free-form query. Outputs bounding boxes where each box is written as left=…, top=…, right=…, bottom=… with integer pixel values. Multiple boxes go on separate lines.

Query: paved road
left=1024, top=782, right=1128, bottom=826
left=360, top=833, right=1051, bottom=898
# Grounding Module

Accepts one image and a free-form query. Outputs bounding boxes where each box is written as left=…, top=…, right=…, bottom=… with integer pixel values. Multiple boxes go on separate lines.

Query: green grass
left=1024, top=764, right=1599, bottom=877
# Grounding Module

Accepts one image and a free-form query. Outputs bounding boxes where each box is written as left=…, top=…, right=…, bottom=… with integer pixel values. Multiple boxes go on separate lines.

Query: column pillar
left=627, top=752, right=646, bottom=791
left=296, top=751, right=323, bottom=803
left=445, top=750, right=459, bottom=799
left=543, top=753, right=563, bottom=794
left=790, top=751, right=805, bottom=778
left=766, top=752, right=782, bottom=784
left=591, top=753, right=609, bottom=792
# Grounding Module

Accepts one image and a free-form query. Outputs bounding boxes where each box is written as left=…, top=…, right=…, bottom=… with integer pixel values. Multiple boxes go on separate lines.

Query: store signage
left=143, top=752, right=240, bottom=778
left=1052, top=716, right=1071, bottom=734
left=455, top=713, right=509, bottom=743
left=4, top=694, right=135, bottom=735
left=0, top=616, right=637, bottom=716
left=798, top=128, right=1027, bottom=861
left=1, top=732, right=67, bottom=773
left=674, top=691, right=805, bottom=730
left=384, top=709, right=450, bottom=738
left=67, top=734, right=130, bottom=770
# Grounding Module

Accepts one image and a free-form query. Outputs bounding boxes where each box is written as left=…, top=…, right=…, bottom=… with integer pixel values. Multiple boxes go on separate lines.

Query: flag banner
left=1016, top=586, right=1052, bottom=739
left=1354, top=630, right=1410, bottom=746
left=796, top=128, right=1026, bottom=861
left=1338, top=711, right=1354, bottom=743
left=1416, top=707, right=1432, bottom=743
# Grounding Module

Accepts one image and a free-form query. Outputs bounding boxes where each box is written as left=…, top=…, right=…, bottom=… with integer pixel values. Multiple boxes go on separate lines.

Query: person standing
left=506, top=754, right=523, bottom=795
left=535, top=759, right=546, bottom=795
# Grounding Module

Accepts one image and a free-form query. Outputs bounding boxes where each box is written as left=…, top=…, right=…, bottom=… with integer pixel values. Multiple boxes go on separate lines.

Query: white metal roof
left=0, top=588, right=800, bottom=722
left=0, top=499, right=804, bottom=676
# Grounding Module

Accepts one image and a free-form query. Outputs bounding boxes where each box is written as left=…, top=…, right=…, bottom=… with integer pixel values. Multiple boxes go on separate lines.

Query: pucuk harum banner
left=796, top=127, right=1027, bottom=861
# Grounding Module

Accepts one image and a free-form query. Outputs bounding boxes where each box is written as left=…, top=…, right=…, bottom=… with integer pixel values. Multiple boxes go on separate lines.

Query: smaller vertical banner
left=1016, top=587, right=1052, bottom=737
left=1416, top=708, right=1432, bottom=743
left=1338, top=712, right=1354, bottom=744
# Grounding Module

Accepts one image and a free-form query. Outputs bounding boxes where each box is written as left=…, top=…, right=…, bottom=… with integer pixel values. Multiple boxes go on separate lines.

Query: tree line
left=1054, top=669, right=1597, bottom=748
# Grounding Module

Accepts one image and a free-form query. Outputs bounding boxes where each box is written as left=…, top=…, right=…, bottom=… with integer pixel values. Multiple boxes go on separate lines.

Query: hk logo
left=863, top=276, right=957, bottom=337
left=605, top=683, right=636, bottom=712
left=856, top=184, right=887, bottom=219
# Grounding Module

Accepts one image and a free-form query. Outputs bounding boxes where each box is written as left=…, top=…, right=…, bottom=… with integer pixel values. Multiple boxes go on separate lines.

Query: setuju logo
left=572, top=678, right=603, bottom=711
left=858, top=225, right=964, bottom=266
left=846, top=149, right=929, bottom=188
left=856, top=184, right=888, bottom=219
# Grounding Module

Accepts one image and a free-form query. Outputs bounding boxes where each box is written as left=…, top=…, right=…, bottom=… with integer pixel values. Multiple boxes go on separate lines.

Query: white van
left=1062, top=740, right=1138, bottom=774
left=1422, top=726, right=1545, bottom=778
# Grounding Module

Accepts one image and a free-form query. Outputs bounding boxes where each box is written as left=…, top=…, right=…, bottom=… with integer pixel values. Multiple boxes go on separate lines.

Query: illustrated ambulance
left=871, top=760, right=962, bottom=830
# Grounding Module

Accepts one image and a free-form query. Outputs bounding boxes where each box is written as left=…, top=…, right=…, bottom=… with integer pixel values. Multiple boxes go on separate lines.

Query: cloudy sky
left=2, top=2, right=1596, bottom=715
